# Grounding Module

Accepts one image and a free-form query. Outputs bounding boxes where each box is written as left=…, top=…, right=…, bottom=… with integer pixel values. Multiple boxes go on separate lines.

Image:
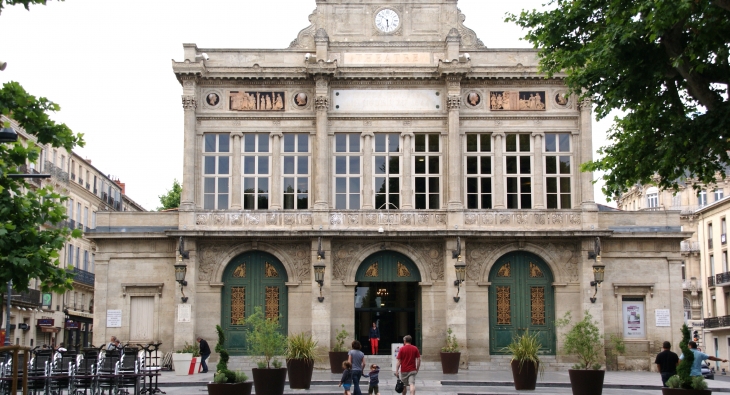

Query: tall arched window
left=684, top=297, right=692, bottom=322
left=646, top=187, right=659, bottom=208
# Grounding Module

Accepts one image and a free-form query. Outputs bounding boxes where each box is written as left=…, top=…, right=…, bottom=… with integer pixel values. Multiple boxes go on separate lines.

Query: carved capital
left=315, top=76, right=329, bottom=90
left=315, top=96, right=329, bottom=111
left=448, top=95, right=461, bottom=110
left=579, top=97, right=592, bottom=111
left=230, top=131, right=243, bottom=138
left=270, top=131, right=283, bottom=138
left=182, top=95, right=197, bottom=110
left=362, top=131, right=374, bottom=138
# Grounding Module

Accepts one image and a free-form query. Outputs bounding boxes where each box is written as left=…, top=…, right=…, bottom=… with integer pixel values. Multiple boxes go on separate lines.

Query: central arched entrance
left=354, top=251, right=421, bottom=354
left=221, top=251, right=288, bottom=355
left=488, top=251, right=555, bottom=354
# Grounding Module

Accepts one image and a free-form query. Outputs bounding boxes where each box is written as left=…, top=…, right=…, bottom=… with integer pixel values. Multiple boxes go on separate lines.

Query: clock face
left=375, top=9, right=400, bottom=33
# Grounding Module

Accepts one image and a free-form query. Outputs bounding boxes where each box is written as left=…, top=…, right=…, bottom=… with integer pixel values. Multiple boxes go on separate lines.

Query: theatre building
left=89, top=0, right=689, bottom=370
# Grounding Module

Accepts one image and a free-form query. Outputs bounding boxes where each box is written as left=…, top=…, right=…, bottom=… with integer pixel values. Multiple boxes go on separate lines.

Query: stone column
left=311, top=237, right=331, bottom=349
left=270, top=132, right=283, bottom=210
left=579, top=98, right=598, bottom=211
left=314, top=76, right=330, bottom=210
left=493, top=132, right=505, bottom=209
left=362, top=132, right=374, bottom=209
left=401, top=132, right=414, bottom=209
left=446, top=76, right=463, bottom=210
left=180, top=85, right=197, bottom=211
left=445, top=237, right=467, bottom=366
left=174, top=241, right=197, bottom=351
left=230, top=132, right=243, bottom=210
left=532, top=132, right=545, bottom=209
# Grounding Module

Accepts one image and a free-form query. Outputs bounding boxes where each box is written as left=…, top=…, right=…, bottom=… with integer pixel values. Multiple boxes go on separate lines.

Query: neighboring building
left=89, top=0, right=687, bottom=371
left=1, top=115, right=145, bottom=351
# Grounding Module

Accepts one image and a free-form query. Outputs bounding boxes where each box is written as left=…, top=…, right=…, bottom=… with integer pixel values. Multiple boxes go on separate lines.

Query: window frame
left=282, top=133, right=311, bottom=210
left=464, top=133, right=493, bottom=209
left=504, top=133, right=533, bottom=209
left=544, top=133, right=573, bottom=209
left=373, top=133, right=402, bottom=210
left=333, top=133, right=362, bottom=210
left=242, top=133, right=272, bottom=210
left=413, top=133, right=442, bottom=210
left=202, top=133, right=232, bottom=210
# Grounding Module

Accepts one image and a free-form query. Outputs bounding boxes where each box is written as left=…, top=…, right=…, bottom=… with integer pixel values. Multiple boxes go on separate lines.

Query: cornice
left=460, top=115, right=579, bottom=121
left=197, top=116, right=316, bottom=121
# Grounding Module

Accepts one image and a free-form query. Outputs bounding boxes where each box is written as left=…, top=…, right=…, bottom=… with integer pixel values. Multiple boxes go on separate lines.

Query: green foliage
left=0, top=0, right=61, bottom=15
left=503, top=330, right=542, bottom=375
left=666, top=375, right=682, bottom=389
left=215, top=325, right=230, bottom=374
left=441, top=327, right=460, bottom=353
left=176, top=342, right=200, bottom=357
left=605, top=334, right=626, bottom=371
left=156, top=179, right=181, bottom=211
left=333, top=324, right=350, bottom=352
left=676, top=324, right=694, bottom=389
left=256, top=361, right=266, bottom=369
left=244, top=306, right=287, bottom=368
left=272, top=359, right=282, bottom=369
left=234, top=371, right=248, bottom=383
left=691, top=375, right=708, bottom=390
left=0, top=81, right=85, bottom=293
left=213, top=372, right=228, bottom=384
left=556, top=311, right=603, bottom=370
left=286, top=332, right=318, bottom=361
left=507, top=0, right=730, bottom=199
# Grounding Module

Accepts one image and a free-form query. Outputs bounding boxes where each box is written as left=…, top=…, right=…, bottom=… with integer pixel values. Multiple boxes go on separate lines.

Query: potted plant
left=440, top=327, right=461, bottom=374
left=503, top=330, right=542, bottom=390
left=329, top=324, right=350, bottom=373
left=663, top=324, right=711, bottom=395
left=206, top=325, right=252, bottom=395
left=285, top=332, right=318, bottom=389
left=173, top=342, right=200, bottom=376
left=247, top=306, right=288, bottom=395
left=604, top=334, right=626, bottom=371
left=557, top=311, right=605, bottom=395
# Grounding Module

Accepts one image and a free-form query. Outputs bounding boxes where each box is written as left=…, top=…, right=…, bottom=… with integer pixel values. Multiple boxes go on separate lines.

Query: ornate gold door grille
left=496, top=286, right=511, bottom=325
left=233, top=264, right=246, bottom=278
left=231, top=287, right=245, bottom=325
left=265, top=286, right=280, bottom=321
left=397, top=262, right=411, bottom=277
left=265, top=262, right=279, bottom=277
left=365, top=262, right=378, bottom=277
left=497, top=263, right=511, bottom=277
left=529, top=262, right=544, bottom=278
left=530, top=286, right=546, bottom=325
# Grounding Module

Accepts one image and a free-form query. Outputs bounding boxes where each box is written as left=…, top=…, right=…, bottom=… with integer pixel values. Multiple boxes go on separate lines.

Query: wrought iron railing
left=1, top=289, right=42, bottom=307
left=705, top=315, right=730, bottom=328
left=709, top=239, right=714, bottom=249
left=717, top=272, right=730, bottom=285
left=72, top=267, right=95, bottom=286
left=708, top=276, right=716, bottom=287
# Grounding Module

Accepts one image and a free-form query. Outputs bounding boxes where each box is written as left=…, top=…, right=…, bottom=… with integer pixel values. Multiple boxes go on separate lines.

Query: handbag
left=395, top=379, right=404, bottom=393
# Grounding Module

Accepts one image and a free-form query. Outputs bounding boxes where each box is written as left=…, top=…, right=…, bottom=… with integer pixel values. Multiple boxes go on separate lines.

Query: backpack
left=395, top=379, right=404, bottom=393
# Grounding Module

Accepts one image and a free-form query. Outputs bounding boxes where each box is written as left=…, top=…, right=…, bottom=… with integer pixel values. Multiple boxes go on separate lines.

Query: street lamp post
left=5, top=280, right=12, bottom=346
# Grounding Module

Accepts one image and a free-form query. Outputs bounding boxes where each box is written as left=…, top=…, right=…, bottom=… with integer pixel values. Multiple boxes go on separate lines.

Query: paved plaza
left=155, top=370, right=730, bottom=394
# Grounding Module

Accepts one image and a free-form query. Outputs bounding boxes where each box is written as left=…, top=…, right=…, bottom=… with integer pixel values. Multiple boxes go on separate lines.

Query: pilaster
left=362, top=132, right=374, bottom=209
left=174, top=240, right=197, bottom=351
left=493, top=132, right=505, bottom=209
left=401, top=132, right=414, bottom=209
left=180, top=77, right=197, bottom=212
left=445, top=237, right=467, bottom=366
left=230, top=132, right=243, bottom=210
left=312, top=237, right=331, bottom=350
left=532, top=132, right=545, bottom=209
left=314, top=77, right=330, bottom=210
left=446, top=76, right=463, bottom=210
left=579, top=98, right=598, bottom=211
left=270, top=132, right=283, bottom=210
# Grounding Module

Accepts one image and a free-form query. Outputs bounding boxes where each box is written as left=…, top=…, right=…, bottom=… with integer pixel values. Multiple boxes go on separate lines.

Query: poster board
left=391, top=343, right=403, bottom=372
left=623, top=300, right=645, bottom=338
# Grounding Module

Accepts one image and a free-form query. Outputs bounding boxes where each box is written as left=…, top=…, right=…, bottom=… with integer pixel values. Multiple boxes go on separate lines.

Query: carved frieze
left=489, top=91, right=546, bottom=111
left=411, top=242, right=444, bottom=281
left=198, top=242, right=236, bottom=281
left=467, top=242, right=500, bottom=281
left=332, top=241, right=370, bottom=280
left=230, top=92, right=285, bottom=111
left=278, top=242, right=311, bottom=281
left=534, top=242, right=579, bottom=282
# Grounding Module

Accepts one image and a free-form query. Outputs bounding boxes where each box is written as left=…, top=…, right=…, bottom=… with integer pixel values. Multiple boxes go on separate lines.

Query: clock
left=375, top=9, right=400, bottom=33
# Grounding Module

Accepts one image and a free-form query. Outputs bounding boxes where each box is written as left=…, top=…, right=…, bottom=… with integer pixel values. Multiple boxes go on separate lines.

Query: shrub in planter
left=503, top=330, right=542, bottom=390
left=173, top=342, right=201, bottom=376
left=286, top=332, right=318, bottom=389
left=663, top=324, right=711, bottom=395
left=329, top=324, right=350, bottom=373
left=556, top=311, right=605, bottom=395
left=247, top=307, right=288, bottom=395
left=440, top=328, right=461, bottom=374
left=206, top=325, right=252, bottom=395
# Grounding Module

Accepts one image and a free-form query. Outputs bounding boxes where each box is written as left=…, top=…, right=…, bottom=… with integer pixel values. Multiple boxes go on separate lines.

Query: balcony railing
left=681, top=241, right=701, bottom=253
left=70, top=173, right=75, bottom=181
left=69, top=219, right=76, bottom=229
left=1, top=289, right=42, bottom=308
left=717, top=272, right=730, bottom=286
left=708, top=276, right=716, bottom=287
left=71, top=267, right=95, bottom=287
left=709, top=238, right=714, bottom=249
left=78, top=177, right=83, bottom=186
left=43, top=161, right=69, bottom=185
left=706, top=315, right=730, bottom=329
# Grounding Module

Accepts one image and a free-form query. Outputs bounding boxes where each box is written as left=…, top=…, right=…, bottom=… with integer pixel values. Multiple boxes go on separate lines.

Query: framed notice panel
left=622, top=298, right=645, bottom=338
left=106, top=309, right=122, bottom=328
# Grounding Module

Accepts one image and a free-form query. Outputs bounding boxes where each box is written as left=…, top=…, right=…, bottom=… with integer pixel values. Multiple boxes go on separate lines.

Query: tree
left=157, top=179, right=181, bottom=210
left=508, top=0, right=730, bottom=199
left=0, top=0, right=61, bottom=15
left=0, top=81, right=84, bottom=293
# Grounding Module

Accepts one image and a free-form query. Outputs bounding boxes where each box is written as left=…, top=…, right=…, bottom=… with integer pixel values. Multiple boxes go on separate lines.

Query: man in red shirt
left=395, top=335, right=420, bottom=395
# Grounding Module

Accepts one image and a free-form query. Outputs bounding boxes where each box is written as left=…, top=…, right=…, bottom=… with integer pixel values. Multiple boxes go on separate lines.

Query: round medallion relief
left=206, top=92, right=220, bottom=107
left=294, top=92, right=309, bottom=107
left=554, top=91, right=570, bottom=108
left=466, top=91, right=482, bottom=107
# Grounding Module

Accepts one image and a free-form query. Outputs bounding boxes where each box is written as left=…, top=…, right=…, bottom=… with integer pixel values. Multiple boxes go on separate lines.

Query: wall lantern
left=588, top=237, right=604, bottom=303
left=174, top=256, right=188, bottom=303
left=452, top=237, right=466, bottom=302
left=314, top=237, right=325, bottom=302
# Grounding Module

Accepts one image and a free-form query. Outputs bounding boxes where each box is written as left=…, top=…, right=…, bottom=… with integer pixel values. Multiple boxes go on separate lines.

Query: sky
left=0, top=0, right=615, bottom=210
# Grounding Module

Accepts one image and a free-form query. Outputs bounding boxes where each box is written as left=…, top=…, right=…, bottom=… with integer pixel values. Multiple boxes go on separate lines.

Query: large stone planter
left=329, top=351, right=349, bottom=373
left=511, top=360, right=539, bottom=390
left=568, top=369, right=605, bottom=395
left=287, top=359, right=314, bottom=389
left=252, top=367, right=287, bottom=395
left=440, top=352, right=461, bottom=374
left=172, top=353, right=196, bottom=376
left=206, top=382, right=252, bottom=395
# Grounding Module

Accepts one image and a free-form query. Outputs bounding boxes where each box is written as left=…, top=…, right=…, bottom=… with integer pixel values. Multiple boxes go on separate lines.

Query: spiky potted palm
left=206, top=325, right=252, bottom=395
left=285, top=332, right=318, bottom=389
left=246, top=306, right=287, bottom=395
left=503, top=330, right=542, bottom=390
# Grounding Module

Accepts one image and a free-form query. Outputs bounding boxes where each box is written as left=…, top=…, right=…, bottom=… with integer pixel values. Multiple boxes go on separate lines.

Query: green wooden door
left=221, top=251, right=288, bottom=355
left=489, top=251, right=555, bottom=354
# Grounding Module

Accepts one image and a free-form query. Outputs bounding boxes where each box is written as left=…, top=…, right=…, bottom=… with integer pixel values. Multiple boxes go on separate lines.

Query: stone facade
left=89, top=0, right=688, bottom=371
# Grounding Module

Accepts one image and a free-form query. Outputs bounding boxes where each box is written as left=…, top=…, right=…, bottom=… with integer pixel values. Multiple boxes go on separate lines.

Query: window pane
left=219, top=157, right=230, bottom=174
left=482, top=194, right=492, bottom=209
left=560, top=193, right=571, bottom=208
left=546, top=177, right=557, bottom=193
left=204, top=177, right=215, bottom=193
left=559, top=156, right=571, bottom=174
left=560, top=177, right=571, bottom=192
left=480, top=134, right=491, bottom=152
left=298, top=134, right=309, bottom=152
left=244, top=157, right=255, bottom=174
left=375, top=177, right=386, bottom=193
left=428, top=134, right=439, bottom=152
left=415, top=194, right=426, bottom=209
left=350, top=134, right=360, bottom=152
left=428, top=177, right=439, bottom=192
left=258, top=134, right=269, bottom=152
left=218, top=193, right=229, bottom=210
left=284, top=157, right=294, bottom=174
left=297, top=195, right=308, bottom=209
left=481, top=178, right=492, bottom=193
left=336, top=178, right=347, bottom=193
left=258, top=195, right=269, bottom=210
left=350, top=157, right=360, bottom=174
left=481, top=157, right=491, bottom=174
left=204, top=195, right=215, bottom=209
left=389, top=177, right=399, bottom=193
left=428, top=156, right=439, bottom=174
left=283, top=194, right=294, bottom=209
left=350, top=195, right=360, bottom=210
left=415, top=177, right=426, bottom=193
left=506, top=134, right=516, bottom=152
left=545, top=134, right=556, bottom=152
left=219, top=134, right=230, bottom=152
left=507, top=194, right=518, bottom=209
left=520, top=177, right=532, bottom=193
left=205, top=135, right=216, bottom=152
left=520, top=194, right=531, bottom=209
left=258, top=178, right=269, bottom=194
left=283, top=177, right=295, bottom=193
left=389, top=157, right=399, bottom=173
left=547, top=195, right=558, bottom=209
left=506, top=157, right=517, bottom=174
left=243, top=177, right=255, bottom=192
left=297, top=178, right=308, bottom=193
left=467, top=194, right=478, bottom=209
left=545, top=157, right=556, bottom=174
left=336, top=194, right=347, bottom=209
left=204, top=156, right=216, bottom=174
left=336, top=157, right=347, bottom=174
left=467, top=177, right=478, bottom=193
left=466, top=135, right=478, bottom=152
left=507, top=177, right=518, bottom=193
left=388, top=134, right=399, bottom=152
left=519, top=134, right=530, bottom=152
left=258, top=157, right=269, bottom=174
left=466, top=157, right=478, bottom=174
left=375, top=194, right=385, bottom=209
left=415, top=157, right=426, bottom=174
left=349, top=177, right=360, bottom=192
left=218, top=178, right=229, bottom=194
left=336, top=134, right=347, bottom=152
left=284, top=134, right=295, bottom=152
left=415, top=134, right=426, bottom=152
left=429, top=193, right=439, bottom=209
left=375, top=134, right=386, bottom=152
left=559, top=134, right=570, bottom=152
left=519, top=156, right=530, bottom=174
left=375, top=157, right=386, bottom=174
left=244, top=134, right=255, bottom=152
left=297, top=156, right=308, bottom=174
left=389, top=194, right=400, bottom=208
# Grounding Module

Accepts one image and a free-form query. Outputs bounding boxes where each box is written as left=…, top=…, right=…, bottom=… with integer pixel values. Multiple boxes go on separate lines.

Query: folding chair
left=96, top=351, right=120, bottom=395
left=49, top=351, right=77, bottom=395
left=27, top=349, right=52, bottom=395
left=72, top=349, right=99, bottom=395
left=116, top=347, right=140, bottom=395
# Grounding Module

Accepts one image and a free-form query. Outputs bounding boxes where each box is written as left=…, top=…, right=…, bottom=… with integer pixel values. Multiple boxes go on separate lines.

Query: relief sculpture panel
left=198, top=242, right=236, bottom=281
left=230, top=91, right=285, bottom=111
left=489, top=91, right=546, bottom=111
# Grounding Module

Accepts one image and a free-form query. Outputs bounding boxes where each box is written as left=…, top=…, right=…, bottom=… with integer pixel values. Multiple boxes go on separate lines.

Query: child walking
left=362, top=364, right=380, bottom=395
left=339, top=361, right=353, bottom=395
